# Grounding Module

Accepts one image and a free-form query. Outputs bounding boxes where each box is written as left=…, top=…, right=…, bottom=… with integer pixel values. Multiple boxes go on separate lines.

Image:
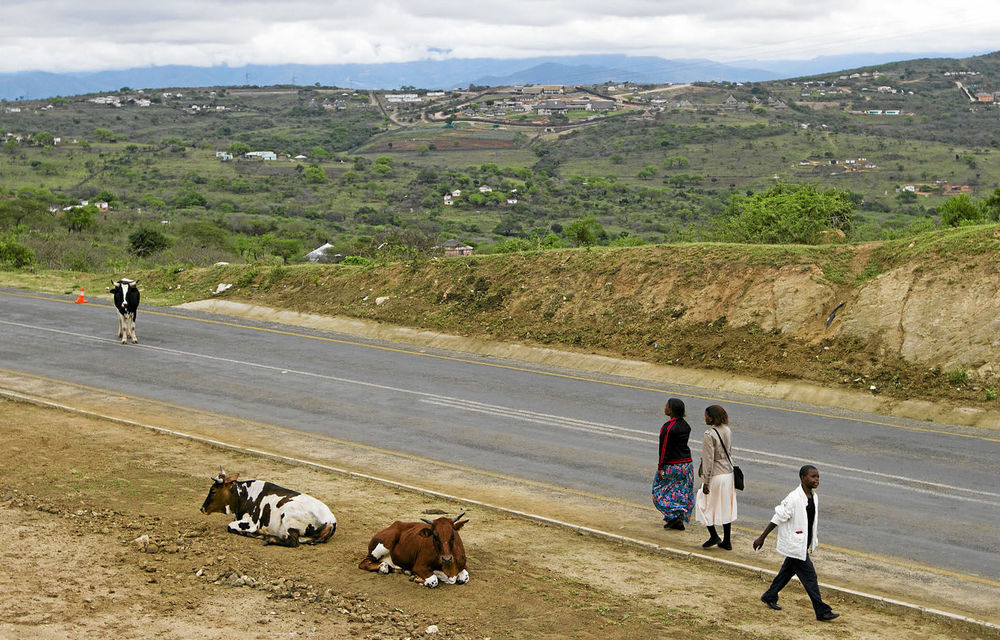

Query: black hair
left=799, top=464, right=818, bottom=478
left=667, top=397, right=686, bottom=418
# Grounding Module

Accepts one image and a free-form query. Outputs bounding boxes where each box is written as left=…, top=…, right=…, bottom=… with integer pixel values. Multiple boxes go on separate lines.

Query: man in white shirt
left=752, top=465, right=839, bottom=621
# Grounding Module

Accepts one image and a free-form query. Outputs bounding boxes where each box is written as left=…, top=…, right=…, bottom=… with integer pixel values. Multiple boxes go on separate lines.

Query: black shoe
left=668, top=519, right=685, bottom=530
left=701, top=536, right=722, bottom=548
left=761, top=597, right=781, bottom=611
left=817, top=612, right=840, bottom=621
left=718, top=540, right=732, bottom=550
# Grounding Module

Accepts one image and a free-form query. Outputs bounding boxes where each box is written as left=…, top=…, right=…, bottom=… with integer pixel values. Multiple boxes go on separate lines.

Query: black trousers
left=761, top=553, right=833, bottom=619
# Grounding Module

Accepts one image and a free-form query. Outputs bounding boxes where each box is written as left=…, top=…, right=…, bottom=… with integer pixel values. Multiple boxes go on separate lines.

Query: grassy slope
left=45, top=224, right=981, bottom=410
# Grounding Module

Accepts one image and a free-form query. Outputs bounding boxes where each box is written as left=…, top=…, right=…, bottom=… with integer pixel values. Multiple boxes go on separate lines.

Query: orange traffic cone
left=75, top=287, right=88, bottom=304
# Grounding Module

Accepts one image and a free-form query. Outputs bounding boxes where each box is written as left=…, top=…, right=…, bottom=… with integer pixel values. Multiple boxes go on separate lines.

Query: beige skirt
left=694, top=472, right=737, bottom=526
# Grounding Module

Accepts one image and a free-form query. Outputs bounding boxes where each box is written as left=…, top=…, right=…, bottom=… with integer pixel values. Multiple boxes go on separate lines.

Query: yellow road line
left=7, top=289, right=998, bottom=443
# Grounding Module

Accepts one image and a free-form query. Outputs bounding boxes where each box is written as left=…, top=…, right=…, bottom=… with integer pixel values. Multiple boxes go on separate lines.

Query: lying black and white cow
left=200, top=467, right=337, bottom=547
left=108, top=278, right=140, bottom=344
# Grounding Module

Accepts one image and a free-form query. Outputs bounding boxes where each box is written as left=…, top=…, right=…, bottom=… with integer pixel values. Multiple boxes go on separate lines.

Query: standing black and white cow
left=108, top=279, right=140, bottom=344
left=200, top=467, right=337, bottom=547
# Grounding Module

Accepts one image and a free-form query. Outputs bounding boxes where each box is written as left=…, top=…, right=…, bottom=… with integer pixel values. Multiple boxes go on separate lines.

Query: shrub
left=171, top=189, right=208, bottom=208
left=717, top=183, right=855, bottom=244
left=946, top=368, right=968, bottom=386
left=342, top=255, right=371, bottom=266
left=0, top=234, right=35, bottom=268
left=939, top=194, right=985, bottom=227
left=303, top=165, right=327, bottom=183
left=129, top=227, right=172, bottom=257
left=235, top=267, right=259, bottom=288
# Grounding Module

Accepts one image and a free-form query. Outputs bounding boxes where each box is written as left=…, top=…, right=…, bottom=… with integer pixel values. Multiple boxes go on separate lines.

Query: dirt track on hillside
left=2, top=397, right=996, bottom=640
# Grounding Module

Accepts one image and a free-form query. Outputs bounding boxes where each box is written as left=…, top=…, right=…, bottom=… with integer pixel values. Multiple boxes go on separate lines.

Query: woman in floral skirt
left=652, top=397, right=694, bottom=530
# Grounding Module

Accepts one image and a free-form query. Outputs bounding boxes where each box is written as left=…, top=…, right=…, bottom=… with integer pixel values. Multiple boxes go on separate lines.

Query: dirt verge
left=1, top=392, right=996, bottom=639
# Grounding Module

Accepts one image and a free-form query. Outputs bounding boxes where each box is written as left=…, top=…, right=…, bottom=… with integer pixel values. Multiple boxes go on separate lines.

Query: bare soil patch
left=1, top=399, right=994, bottom=640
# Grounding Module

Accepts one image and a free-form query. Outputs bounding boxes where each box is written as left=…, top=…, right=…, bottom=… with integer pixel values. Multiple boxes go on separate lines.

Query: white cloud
left=0, top=0, right=997, bottom=73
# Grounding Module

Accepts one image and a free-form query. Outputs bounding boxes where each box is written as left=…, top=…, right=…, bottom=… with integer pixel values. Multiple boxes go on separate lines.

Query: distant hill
left=0, top=51, right=983, bottom=101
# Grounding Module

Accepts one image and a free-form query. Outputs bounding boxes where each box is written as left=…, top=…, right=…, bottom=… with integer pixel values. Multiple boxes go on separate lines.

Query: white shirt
left=770, top=485, right=819, bottom=561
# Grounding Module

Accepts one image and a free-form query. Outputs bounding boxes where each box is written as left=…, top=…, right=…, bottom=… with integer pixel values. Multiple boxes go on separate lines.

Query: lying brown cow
left=359, top=513, right=469, bottom=587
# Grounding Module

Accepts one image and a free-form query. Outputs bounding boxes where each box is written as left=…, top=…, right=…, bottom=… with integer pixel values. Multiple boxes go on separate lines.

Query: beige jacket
left=698, top=425, right=734, bottom=485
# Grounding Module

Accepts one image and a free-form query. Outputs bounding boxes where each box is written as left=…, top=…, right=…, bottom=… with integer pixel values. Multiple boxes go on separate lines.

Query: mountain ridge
left=1, top=51, right=984, bottom=101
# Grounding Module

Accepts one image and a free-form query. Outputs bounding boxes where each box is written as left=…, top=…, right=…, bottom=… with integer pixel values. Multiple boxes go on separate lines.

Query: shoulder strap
left=712, top=428, right=734, bottom=464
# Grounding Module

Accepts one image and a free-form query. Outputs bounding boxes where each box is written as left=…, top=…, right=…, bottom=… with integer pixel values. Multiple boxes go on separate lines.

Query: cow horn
left=452, top=512, right=466, bottom=523
left=420, top=518, right=433, bottom=525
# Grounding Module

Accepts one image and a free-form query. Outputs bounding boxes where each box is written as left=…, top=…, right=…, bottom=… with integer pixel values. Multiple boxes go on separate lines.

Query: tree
left=979, top=187, right=1000, bottom=221
left=0, top=197, right=48, bottom=228
left=664, top=155, right=689, bottom=169
left=93, top=127, right=115, bottom=142
left=718, top=183, right=855, bottom=244
left=228, top=141, right=251, bottom=155
left=563, top=216, right=606, bottom=247
left=32, top=131, right=55, bottom=146
left=128, top=227, right=171, bottom=256
left=303, top=165, right=328, bottom=183
left=264, top=236, right=303, bottom=264
left=64, top=204, right=97, bottom=232
left=939, top=194, right=985, bottom=227
left=234, top=236, right=265, bottom=261
left=311, top=145, right=330, bottom=160
left=638, top=165, right=657, bottom=180
left=94, top=189, right=117, bottom=204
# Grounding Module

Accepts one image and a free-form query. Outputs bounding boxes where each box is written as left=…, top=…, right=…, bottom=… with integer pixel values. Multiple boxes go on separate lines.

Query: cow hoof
left=378, top=563, right=390, bottom=574
left=422, top=575, right=439, bottom=588
left=456, top=569, right=469, bottom=585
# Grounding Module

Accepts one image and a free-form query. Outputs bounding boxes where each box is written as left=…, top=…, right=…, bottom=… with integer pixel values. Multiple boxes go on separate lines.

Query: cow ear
left=453, top=519, right=469, bottom=530
left=226, top=473, right=239, bottom=483
left=418, top=527, right=433, bottom=537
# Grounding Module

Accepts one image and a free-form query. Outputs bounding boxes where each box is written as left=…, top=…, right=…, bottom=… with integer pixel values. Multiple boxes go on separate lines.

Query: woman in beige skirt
left=694, top=404, right=737, bottom=550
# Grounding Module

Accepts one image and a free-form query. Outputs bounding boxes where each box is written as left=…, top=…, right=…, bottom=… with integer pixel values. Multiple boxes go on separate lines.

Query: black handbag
left=713, top=428, right=744, bottom=491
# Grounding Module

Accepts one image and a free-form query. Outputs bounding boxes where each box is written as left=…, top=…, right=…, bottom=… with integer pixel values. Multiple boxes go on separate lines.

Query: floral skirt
left=652, top=462, right=694, bottom=523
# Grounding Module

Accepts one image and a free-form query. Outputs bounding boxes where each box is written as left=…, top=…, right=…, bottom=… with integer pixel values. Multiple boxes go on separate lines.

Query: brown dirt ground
left=2, top=397, right=996, bottom=640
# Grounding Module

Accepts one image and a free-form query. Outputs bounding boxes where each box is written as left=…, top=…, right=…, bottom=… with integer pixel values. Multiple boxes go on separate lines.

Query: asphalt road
left=2, top=288, right=998, bottom=582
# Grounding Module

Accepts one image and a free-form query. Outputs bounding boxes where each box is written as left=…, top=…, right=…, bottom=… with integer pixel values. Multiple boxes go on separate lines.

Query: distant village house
left=438, top=239, right=474, bottom=257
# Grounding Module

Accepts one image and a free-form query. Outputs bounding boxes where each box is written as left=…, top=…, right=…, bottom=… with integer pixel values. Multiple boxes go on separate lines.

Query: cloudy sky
left=1, top=0, right=997, bottom=74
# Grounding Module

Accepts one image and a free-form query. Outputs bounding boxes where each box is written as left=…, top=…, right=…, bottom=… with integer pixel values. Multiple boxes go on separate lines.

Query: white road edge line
left=5, top=319, right=997, bottom=502
left=419, top=397, right=1000, bottom=505
left=2, top=388, right=996, bottom=632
